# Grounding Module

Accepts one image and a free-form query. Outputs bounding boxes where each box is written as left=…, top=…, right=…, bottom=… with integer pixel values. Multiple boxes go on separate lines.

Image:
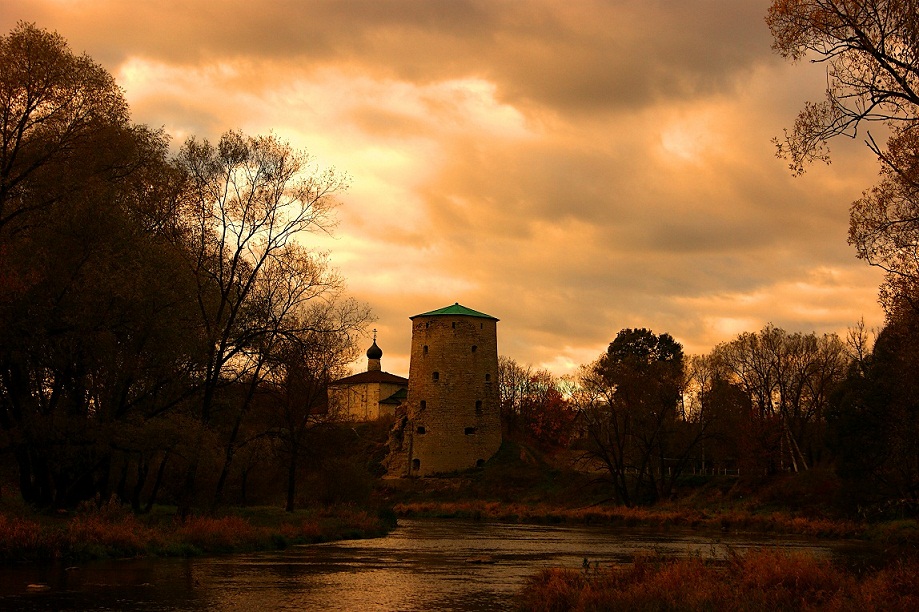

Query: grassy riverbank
left=0, top=500, right=396, bottom=564
left=392, top=500, right=869, bottom=538
left=517, top=550, right=919, bottom=611
left=377, top=441, right=919, bottom=543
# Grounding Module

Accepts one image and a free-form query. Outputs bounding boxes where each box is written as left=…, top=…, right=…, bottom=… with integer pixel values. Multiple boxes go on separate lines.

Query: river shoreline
left=0, top=517, right=875, bottom=611
left=393, top=500, right=919, bottom=542
left=0, top=502, right=397, bottom=565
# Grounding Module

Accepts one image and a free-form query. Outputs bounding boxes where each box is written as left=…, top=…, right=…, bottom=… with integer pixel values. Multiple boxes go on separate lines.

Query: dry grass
left=393, top=500, right=865, bottom=538
left=0, top=502, right=395, bottom=563
left=518, top=550, right=919, bottom=611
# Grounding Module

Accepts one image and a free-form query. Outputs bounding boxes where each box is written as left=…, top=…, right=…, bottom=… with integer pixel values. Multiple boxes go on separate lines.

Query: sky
left=1, top=0, right=887, bottom=377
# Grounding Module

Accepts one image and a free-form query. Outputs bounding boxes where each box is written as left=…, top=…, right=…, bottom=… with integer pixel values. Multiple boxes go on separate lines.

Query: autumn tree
left=768, top=1, right=919, bottom=314
left=265, top=298, right=370, bottom=512
left=829, top=307, right=919, bottom=515
left=174, top=129, right=353, bottom=513
left=498, top=356, right=575, bottom=450
left=576, top=329, right=699, bottom=506
left=767, top=0, right=919, bottom=173
left=849, top=129, right=919, bottom=314
left=710, top=325, right=849, bottom=474
left=0, top=24, right=205, bottom=507
left=0, top=22, right=130, bottom=237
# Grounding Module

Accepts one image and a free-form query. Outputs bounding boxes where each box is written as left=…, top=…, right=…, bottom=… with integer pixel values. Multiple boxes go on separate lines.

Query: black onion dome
left=366, top=340, right=383, bottom=359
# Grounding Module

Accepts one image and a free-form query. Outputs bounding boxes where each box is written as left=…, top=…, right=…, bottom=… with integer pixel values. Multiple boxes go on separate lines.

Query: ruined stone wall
left=404, top=314, right=501, bottom=476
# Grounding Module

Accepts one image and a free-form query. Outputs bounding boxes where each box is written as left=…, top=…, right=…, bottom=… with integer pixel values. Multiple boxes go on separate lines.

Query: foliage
left=767, top=0, right=919, bottom=174
left=829, top=307, right=919, bottom=515
left=499, top=356, right=576, bottom=450
left=576, top=329, right=699, bottom=506
left=708, top=325, right=849, bottom=474
left=768, top=1, right=919, bottom=319
left=0, top=23, right=371, bottom=513
left=849, top=128, right=919, bottom=315
left=0, top=502, right=394, bottom=563
left=519, top=550, right=919, bottom=612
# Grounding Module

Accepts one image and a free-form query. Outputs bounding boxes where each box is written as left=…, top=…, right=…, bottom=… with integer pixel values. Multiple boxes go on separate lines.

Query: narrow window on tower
left=452, top=322, right=456, bottom=329
left=471, top=345, right=477, bottom=353
left=412, top=458, right=420, bottom=470
left=485, top=373, right=491, bottom=382
left=416, top=426, right=426, bottom=435
left=432, top=371, right=439, bottom=381
left=423, top=345, right=428, bottom=355
left=475, top=400, right=483, bottom=415
left=420, top=400, right=426, bottom=411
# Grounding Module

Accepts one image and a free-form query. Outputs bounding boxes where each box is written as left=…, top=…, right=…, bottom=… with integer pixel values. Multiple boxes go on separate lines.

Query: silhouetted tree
left=767, top=0, right=919, bottom=174
left=710, top=325, right=848, bottom=473
left=498, top=356, right=575, bottom=450
left=0, top=24, right=206, bottom=507
left=829, top=305, right=919, bottom=515
left=174, top=129, right=351, bottom=514
left=576, top=329, right=697, bottom=506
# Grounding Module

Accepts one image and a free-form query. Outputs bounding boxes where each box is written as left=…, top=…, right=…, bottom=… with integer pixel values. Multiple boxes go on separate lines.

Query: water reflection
left=0, top=518, right=871, bottom=611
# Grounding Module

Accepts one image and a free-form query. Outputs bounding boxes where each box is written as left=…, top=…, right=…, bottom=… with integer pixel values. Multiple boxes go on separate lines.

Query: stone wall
left=402, top=313, right=501, bottom=476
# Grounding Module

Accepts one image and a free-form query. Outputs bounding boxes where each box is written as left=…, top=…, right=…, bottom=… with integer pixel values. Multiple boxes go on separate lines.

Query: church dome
left=366, top=340, right=383, bottom=360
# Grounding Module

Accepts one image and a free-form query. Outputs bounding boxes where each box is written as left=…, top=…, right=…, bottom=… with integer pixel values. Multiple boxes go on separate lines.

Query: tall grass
left=0, top=502, right=396, bottom=563
left=518, top=550, right=919, bottom=611
left=393, top=501, right=863, bottom=537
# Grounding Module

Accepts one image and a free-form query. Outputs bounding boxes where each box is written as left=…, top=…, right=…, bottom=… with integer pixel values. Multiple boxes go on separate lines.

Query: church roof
left=366, top=340, right=383, bottom=359
left=410, top=302, right=498, bottom=321
left=380, top=388, right=408, bottom=404
left=330, top=370, right=408, bottom=386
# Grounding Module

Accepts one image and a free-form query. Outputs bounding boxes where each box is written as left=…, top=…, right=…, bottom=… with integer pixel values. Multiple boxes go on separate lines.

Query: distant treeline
left=501, top=319, right=919, bottom=516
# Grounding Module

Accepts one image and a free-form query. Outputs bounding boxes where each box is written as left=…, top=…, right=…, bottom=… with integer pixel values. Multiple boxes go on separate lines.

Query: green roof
left=410, top=302, right=498, bottom=320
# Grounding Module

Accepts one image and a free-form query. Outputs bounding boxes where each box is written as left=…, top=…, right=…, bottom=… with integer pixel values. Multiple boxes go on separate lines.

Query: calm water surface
left=0, top=518, right=874, bottom=611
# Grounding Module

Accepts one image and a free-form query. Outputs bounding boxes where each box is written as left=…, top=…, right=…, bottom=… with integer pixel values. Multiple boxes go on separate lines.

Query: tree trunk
left=286, top=444, right=299, bottom=512
left=143, top=450, right=170, bottom=514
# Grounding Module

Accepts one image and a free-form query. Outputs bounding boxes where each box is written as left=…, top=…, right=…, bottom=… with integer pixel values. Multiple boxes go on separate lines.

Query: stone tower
left=396, top=302, right=502, bottom=476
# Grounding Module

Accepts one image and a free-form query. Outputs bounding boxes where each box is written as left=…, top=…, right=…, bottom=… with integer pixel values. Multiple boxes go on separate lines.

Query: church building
left=328, top=332, right=408, bottom=421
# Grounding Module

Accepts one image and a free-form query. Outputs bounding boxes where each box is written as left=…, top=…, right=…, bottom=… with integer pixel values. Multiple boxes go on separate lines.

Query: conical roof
left=410, top=302, right=498, bottom=320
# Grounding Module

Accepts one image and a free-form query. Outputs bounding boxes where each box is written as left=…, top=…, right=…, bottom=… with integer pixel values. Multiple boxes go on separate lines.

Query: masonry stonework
left=391, top=303, right=501, bottom=477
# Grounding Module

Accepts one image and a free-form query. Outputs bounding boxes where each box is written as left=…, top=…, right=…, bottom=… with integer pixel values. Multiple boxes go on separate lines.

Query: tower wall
left=404, top=312, right=501, bottom=476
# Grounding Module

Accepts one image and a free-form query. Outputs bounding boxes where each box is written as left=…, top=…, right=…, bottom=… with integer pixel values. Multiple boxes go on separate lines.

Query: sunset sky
left=1, top=0, right=887, bottom=377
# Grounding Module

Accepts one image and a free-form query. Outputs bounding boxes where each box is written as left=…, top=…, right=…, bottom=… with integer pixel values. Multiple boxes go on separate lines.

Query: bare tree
left=767, top=0, right=919, bottom=174
left=175, top=130, right=350, bottom=513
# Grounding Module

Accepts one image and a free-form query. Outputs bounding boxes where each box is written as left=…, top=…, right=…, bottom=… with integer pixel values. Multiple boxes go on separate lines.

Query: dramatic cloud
left=1, top=0, right=886, bottom=376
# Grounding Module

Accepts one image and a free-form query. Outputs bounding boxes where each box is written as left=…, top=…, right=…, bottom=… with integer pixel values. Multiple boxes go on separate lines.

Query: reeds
left=518, top=550, right=919, bottom=611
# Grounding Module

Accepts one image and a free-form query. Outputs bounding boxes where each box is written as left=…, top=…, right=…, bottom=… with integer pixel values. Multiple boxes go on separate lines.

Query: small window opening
left=475, top=400, right=483, bottom=415
left=480, top=323, right=483, bottom=329
left=420, top=400, right=426, bottom=411
left=412, top=458, right=420, bottom=470
left=416, top=426, right=426, bottom=435
left=471, top=345, right=477, bottom=353
left=476, top=459, right=485, bottom=467
left=432, top=371, right=439, bottom=381
left=485, top=373, right=491, bottom=382
left=452, top=322, right=456, bottom=329
left=464, top=427, right=477, bottom=435
left=423, top=345, right=428, bottom=355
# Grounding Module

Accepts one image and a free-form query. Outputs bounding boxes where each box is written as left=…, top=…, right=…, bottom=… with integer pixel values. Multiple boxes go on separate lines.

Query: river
left=0, top=518, right=875, bottom=611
